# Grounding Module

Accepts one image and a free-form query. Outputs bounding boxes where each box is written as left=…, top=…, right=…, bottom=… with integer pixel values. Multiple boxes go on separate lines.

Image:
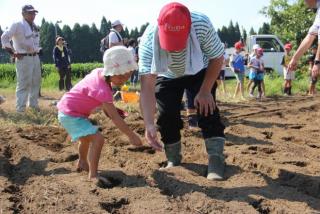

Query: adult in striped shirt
left=139, top=2, right=226, bottom=180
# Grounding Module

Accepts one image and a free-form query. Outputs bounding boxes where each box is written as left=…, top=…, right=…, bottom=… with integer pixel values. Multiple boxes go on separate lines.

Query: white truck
left=225, top=34, right=285, bottom=77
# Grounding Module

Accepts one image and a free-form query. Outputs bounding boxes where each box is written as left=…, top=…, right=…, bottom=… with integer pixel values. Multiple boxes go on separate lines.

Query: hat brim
left=25, top=9, right=38, bottom=13
left=158, top=30, right=189, bottom=52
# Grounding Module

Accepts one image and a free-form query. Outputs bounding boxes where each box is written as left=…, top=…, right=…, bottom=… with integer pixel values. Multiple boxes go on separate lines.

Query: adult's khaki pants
left=15, top=55, right=41, bottom=112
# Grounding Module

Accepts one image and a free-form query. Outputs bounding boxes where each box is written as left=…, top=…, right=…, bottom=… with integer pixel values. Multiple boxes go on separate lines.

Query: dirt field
left=0, top=91, right=320, bottom=214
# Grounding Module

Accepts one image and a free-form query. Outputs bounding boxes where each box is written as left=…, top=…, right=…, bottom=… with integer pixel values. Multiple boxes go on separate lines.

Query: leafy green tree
left=258, top=22, right=272, bottom=34
left=40, top=20, right=55, bottom=63
left=61, top=25, right=72, bottom=44
left=100, top=17, right=109, bottom=37
left=122, top=27, right=130, bottom=38
left=261, top=0, right=315, bottom=45
left=71, top=24, right=93, bottom=62
left=249, top=27, right=257, bottom=35
left=234, top=22, right=241, bottom=43
left=129, top=27, right=139, bottom=40
left=218, top=26, right=229, bottom=45
left=89, top=23, right=101, bottom=61
left=242, top=27, right=248, bottom=43
left=139, top=23, right=149, bottom=37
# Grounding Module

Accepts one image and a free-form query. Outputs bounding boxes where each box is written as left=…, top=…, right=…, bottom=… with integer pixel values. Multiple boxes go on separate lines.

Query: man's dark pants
left=155, top=68, right=225, bottom=145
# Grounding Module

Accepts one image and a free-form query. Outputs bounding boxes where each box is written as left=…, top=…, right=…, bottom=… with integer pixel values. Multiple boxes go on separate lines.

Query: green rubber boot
left=205, top=137, right=225, bottom=180
left=163, top=142, right=182, bottom=169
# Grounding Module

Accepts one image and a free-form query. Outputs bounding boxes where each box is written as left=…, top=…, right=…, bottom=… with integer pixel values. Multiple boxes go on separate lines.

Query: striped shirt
left=138, top=12, right=224, bottom=78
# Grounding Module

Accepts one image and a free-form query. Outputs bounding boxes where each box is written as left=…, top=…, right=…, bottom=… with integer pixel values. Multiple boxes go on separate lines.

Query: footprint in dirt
left=281, top=161, right=308, bottom=167
left=282, top=136, right=295, bottom=142
left=127, top=146, right=156, bottom=154
left=2, top=184, right=20, bottom=194
left=18, top=126, right=68, bottom=152
left=3, top=145, right=13, bottom=159
left=98, top=176, right=122, bottom=189
left=99, top=197, right=129, bottom=213
left=50, top=154, right=79, bottom=163
left=262, top=131, right=273, bottom=139
left=289, top=125, right=304, bottom=130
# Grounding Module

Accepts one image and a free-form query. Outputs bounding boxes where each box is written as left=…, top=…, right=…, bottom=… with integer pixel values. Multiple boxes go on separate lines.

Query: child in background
left=249, top=48, right=265, bottom=99
left=307, top=45, right=318, bottom=95
left=230, top=41, right=245, bottom=99
left=217, top=43, right=229, bottom=96
left=247, top=44, right=260, bottom=93
left=57, top=46, right=143, bottom=187
left=282, top=43, right=294, bottom=95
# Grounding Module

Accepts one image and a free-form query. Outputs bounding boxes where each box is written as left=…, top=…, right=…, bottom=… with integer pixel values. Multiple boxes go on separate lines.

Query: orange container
left=121, top=91, right=140, bottom=103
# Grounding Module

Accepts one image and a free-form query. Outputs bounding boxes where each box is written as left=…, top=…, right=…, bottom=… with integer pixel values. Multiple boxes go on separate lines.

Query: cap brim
left=25, top=9, right=38, bottom=13
left=158, top=30, right=188, bottom=52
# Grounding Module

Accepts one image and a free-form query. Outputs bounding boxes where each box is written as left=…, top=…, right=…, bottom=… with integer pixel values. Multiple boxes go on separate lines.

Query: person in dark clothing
left=53, top=37, right=72, bottom=91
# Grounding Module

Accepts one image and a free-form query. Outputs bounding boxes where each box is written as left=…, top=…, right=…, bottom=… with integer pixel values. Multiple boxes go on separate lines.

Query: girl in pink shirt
left=57, top=46, right=142, bottom=187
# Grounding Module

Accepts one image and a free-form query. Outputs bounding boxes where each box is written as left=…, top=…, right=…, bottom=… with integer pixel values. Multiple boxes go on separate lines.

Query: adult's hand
left=145, top=125, right=162, bottom=151
left=194, top=91, right=215, bottom=117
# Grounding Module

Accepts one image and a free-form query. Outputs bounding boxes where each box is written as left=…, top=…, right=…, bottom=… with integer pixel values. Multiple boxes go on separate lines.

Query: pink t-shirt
left=57, top=68, right=113, bottom=117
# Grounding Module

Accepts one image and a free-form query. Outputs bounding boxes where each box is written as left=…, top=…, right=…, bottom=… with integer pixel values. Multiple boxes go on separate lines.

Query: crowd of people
left=1, top=0, right=320, bottom=187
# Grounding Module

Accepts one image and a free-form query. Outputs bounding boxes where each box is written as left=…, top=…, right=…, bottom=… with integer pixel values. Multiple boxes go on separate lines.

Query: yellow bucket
left=121, top=91, right=140, bottom=103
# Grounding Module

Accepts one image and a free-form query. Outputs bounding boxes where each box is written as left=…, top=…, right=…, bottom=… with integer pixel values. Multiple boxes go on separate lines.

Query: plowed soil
left=0, top=92, right=319, bottom=213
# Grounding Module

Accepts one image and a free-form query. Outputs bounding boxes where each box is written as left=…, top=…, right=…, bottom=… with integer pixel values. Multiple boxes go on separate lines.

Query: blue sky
left=0, top=0, right=270, bottom=32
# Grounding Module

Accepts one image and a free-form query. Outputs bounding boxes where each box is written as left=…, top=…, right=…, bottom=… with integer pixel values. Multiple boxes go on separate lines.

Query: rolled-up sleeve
left=138, top=25, right=155, bottom=76
left=309, top=9, right=320, bottom=41
left=1, top=23, right=17, bottom=49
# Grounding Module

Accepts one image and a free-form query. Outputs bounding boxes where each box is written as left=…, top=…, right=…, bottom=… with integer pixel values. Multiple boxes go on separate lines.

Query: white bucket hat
left=112, top=20, right=123, bottom=27
left=253, top=44, right=260, bottom=50
left=103, top=46, right=138, bottom=76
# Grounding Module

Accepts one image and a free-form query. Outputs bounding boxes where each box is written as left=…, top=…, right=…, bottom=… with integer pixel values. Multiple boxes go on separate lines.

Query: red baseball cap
left=157, top=2, right=191, bottom=52
left=284, top=43, right=292, bottom=50
left=234, top=41, right=244, bottom=50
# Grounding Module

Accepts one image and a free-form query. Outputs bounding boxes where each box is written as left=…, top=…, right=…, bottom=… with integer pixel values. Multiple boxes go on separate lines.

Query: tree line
left=0, top=0, right=312, bottom=63
left=0, top=17, right=149, bottom=63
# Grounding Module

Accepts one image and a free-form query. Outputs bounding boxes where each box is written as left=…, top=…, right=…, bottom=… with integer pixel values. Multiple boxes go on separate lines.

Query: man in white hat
left=1, top=5, right=42, bottom=112
left=109, top=20, right=124, bottom=48
left=288, top=0, right=320, bottom=79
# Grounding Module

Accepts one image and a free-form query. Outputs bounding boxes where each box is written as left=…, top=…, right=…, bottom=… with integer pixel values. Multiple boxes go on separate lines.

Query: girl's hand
left=129, top=132, right=143, bottom=147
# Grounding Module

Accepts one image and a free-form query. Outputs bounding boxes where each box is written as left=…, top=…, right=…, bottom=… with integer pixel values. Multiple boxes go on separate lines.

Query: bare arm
left=139, top=74, right=162, bottom=151
left=102, top=102, right=142, bottom=146
left=291, top=34, right=316, bottom=64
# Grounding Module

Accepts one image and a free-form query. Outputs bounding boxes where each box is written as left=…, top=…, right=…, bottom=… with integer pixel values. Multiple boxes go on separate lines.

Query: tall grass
left=0, top=63, right=318, bottom=97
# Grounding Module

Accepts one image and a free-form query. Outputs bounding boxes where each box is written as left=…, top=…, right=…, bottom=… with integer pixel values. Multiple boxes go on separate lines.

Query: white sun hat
left=253, top=44, right=260, bottom=50
left=103, top=46, right=138, bottom=76
left=111, top=20, right=123, bottom=27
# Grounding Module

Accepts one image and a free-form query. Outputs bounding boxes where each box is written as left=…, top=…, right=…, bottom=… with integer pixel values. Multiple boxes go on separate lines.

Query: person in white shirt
left=247, top=44, right=260, bottom=93
left=108, top=20, right=124, bottom=48
left=1, top=5, right=42, bottom=112
left=288, top=0, right=320, bottom=79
